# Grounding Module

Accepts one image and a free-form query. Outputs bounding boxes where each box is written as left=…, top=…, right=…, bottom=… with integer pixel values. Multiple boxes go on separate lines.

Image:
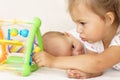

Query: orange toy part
left=0, top=28, right=7, bottom=63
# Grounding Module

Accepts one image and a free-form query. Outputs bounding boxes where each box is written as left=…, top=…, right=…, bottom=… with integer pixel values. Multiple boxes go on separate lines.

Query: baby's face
left=63, top=33, right=84, bottom=56
left=50, top=33, right=84, bottom=56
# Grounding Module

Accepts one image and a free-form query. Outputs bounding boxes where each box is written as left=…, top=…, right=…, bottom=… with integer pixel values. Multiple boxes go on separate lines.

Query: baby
left=41, top=31, right=102, bottom=79
left=42, top=31, right=84, bottom=56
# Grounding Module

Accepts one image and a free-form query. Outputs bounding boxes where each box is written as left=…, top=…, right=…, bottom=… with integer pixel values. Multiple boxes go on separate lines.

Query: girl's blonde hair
left=68, top=0, right=120, bottom=24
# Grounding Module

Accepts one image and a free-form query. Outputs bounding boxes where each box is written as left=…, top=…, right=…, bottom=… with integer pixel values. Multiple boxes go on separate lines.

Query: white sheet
left=0, top=67, right=120, bottom=80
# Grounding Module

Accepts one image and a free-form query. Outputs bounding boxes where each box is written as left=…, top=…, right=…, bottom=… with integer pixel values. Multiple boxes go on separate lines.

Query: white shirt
left=69, top=26, right=120, bottom=70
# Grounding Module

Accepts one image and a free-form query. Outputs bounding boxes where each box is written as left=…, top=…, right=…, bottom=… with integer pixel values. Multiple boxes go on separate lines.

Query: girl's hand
left=67, top=69, right=102, bottom=79
left=33, top=51, right=55, bottom=67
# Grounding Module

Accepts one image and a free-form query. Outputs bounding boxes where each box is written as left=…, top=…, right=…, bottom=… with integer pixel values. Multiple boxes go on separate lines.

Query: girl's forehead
left=70, top=3, right=94, bottom=21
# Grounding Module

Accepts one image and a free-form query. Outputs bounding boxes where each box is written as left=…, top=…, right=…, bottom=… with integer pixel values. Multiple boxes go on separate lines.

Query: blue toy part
left=8, top=29, right=10, bottom=40
left=20, top=29, right=29, bottom=37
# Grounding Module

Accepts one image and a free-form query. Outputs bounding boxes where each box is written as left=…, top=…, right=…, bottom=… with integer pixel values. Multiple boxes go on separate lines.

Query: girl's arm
left=51, top=46, right=120, bottom=73
left=33, top=46, right=120, bottom=73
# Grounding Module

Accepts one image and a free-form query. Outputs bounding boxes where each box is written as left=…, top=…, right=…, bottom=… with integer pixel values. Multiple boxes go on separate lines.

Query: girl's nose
left=76, top=26, right=83, bottom=34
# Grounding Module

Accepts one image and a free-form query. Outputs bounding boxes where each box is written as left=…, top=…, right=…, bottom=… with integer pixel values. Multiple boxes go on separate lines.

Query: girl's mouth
left=81, top=37, right=87, bottom=41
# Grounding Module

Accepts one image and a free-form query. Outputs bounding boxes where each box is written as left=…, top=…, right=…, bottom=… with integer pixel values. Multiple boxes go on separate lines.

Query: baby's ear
left=64, top=32, right=74, bottom=37
left=64, top=32, right=71, bottom=37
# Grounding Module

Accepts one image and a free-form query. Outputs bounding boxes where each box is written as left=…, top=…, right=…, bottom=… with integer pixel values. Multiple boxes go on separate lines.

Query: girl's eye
left=80, top=22, right=85, bottom=25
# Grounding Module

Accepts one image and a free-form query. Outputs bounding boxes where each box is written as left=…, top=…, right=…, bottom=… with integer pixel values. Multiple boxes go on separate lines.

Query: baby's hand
left=33, top=51, right=55, bottom=67
left=67, top=69, right=102, bottom=79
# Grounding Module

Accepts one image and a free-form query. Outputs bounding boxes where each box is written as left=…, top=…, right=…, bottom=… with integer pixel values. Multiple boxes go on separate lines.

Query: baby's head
left=42, top=31, right=84, bottom=56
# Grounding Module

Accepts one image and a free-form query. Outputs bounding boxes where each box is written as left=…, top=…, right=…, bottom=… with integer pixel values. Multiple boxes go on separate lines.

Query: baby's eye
left=72, top=45, right=75, bottom=48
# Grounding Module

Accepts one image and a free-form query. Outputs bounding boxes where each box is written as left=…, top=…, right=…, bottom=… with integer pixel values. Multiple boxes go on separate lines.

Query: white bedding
left=0, top=67, right=120, bottom=80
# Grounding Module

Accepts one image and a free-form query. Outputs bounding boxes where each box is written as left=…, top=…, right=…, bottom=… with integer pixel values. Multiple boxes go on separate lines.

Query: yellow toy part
left=33, top=46, right=41, bottom=53
left=0, top=40, right=23, bottom=46
left=10, top=28, right=18, bottom=36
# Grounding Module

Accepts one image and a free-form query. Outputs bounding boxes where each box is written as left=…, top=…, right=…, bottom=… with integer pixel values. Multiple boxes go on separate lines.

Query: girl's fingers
left=33, top=53, right=46, bottom=67
left=33, top=53, right=42, bottom=64
left=33, top=53, right=41, bottom=60
left=67, top=69, right=86, bottom=79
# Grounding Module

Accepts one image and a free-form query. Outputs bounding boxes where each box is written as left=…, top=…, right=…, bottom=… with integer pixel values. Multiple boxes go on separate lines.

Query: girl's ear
left=105, top=12, right=115, bottom=25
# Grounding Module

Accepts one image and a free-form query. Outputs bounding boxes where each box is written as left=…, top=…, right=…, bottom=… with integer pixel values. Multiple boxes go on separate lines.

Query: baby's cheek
left=77, top=49, right=85, bottom=55
left=72, top=51, right=81, bottom=56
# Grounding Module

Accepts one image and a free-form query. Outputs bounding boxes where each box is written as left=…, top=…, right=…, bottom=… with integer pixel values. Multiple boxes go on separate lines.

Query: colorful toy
left=0, top=17, right=43, bottom=76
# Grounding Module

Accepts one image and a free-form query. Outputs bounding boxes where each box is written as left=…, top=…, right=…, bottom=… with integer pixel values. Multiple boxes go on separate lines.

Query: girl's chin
left=88, top=41, right=93, bottom=43
left=86, top=40, right=95, bottom=43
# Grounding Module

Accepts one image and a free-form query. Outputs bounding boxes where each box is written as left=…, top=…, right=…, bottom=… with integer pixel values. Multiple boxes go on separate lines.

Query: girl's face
left=70, top=3, right=108, bottom=43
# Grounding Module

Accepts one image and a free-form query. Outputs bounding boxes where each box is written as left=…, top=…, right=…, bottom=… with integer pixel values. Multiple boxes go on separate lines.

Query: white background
left=0, top=0, right=75, bottom=34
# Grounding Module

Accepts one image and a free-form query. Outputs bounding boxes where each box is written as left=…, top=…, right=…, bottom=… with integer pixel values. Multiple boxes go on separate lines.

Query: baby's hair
left=42, top=31, right=65, bottom=45
left=42, top=31, right=65, bottom=51
left=42, top=31, right=67, bottom=56
left=68, top=0, right=120, bottom=24
left=42, top=31, right=64, bottom=38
